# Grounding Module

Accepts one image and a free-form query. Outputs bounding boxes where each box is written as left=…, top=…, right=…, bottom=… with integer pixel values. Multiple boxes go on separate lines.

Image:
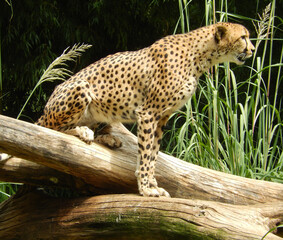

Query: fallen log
left=0, top=190, right=282, bottom=240
left=0, top=114, right=283, bottom=239
left=0, top=115, right=283, bottom=204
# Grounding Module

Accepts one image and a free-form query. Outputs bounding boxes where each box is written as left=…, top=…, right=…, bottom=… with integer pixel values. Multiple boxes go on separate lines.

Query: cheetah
left=2, top=22, right=255, bottom=197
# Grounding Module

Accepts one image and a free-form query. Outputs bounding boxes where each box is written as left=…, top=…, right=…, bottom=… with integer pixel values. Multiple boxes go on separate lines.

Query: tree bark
left=0, top=190, right=282, bottom=240
left=0, top=114, right=283, bottom=239
left=1, top=115, right=283, bottom=203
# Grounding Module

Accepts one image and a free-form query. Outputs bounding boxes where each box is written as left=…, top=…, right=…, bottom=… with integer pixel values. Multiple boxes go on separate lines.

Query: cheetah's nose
left=248, top=39, right=255, bottom=52
left=244, top=39, right=255, bottom=57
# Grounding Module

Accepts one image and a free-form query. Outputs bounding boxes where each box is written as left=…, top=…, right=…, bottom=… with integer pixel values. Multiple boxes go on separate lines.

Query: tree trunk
left=0, top=114, right=283, bottom=239
left=0, top=190, right=283, bottom=240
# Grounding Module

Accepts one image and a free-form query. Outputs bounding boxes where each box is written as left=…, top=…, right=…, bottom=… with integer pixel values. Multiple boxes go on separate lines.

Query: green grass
left=0, top=182, right=20, bottom=202
left=162, top=0, right=283, bottom=183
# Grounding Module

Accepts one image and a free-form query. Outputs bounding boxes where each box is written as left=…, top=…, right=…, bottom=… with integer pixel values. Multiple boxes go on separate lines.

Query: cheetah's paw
left=78, top=126, right=95, bottom=143
left=140, top=187, right=171, bottom=198
left=95, top=134, right=122, bottom=149
left=64, top=126, right=94, bottom=144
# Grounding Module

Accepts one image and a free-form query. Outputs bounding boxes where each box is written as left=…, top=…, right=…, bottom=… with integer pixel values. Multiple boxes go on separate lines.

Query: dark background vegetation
left=0, top=0, right=282, bottom=121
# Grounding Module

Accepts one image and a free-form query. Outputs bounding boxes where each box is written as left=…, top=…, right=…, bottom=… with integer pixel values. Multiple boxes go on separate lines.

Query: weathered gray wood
left=1, top=114, right=283, bottom=204
left=0, top=190, right=282, bottom=240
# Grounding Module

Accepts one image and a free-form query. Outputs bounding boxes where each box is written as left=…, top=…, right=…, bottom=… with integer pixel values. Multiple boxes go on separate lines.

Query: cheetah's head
left=214, top=23, right=255, bottom=65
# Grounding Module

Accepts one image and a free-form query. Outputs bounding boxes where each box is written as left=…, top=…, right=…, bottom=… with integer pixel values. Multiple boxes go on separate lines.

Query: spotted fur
left=35, top=22, right=254, bottom=197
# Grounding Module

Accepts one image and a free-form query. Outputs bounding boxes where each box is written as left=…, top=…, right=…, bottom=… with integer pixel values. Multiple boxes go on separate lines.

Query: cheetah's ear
left=215, top=25, right=227, bottom=44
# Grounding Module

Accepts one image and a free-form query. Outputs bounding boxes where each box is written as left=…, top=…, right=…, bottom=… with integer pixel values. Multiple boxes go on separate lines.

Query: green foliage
left=0, top=182, right=20, bottom=202
left=162, top=0, right=283, bottom=183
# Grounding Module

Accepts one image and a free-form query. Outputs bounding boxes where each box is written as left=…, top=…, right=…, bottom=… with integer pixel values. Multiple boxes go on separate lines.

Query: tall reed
left=164, top=0, right=283, bottom=181
left=17, top=43, right=92, bottom=119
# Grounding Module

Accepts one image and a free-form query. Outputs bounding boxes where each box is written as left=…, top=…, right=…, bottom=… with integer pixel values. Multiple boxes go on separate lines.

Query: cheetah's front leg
left=147, top=115, right=170, bottom=191
left=135, top=112, right=170, bottom=197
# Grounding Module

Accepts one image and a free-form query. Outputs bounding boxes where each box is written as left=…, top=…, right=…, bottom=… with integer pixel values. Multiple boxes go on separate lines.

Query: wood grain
left=0, top=190, right=282, bottom=240
left=1, top=115, right=283, bottom=204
